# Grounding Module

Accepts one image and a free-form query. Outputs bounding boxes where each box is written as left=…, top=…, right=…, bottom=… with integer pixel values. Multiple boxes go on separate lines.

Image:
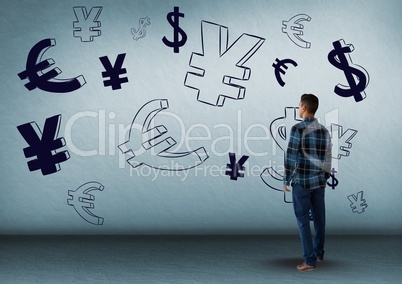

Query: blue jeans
left=292, top=184, right=325, bottom=266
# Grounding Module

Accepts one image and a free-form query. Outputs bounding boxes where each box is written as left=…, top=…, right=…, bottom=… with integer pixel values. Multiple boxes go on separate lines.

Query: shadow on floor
left=261, top=257, right=346, bottom=271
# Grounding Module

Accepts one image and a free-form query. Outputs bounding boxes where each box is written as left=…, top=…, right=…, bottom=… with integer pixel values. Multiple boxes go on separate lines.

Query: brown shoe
left=297, top=263, right=317, bottom=272
left=317, top=258, right=324, bottom=262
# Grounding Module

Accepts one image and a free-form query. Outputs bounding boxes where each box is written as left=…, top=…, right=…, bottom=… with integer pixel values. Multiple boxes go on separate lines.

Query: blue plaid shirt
left=283, top=117, right=332, bottom=190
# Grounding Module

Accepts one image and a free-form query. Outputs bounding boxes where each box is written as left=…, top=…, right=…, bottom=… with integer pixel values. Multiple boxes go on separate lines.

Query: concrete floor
left=0, top=235, right=401, bottom=283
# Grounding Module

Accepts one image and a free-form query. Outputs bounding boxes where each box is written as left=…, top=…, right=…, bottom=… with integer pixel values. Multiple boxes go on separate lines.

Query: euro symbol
left=272, top=58, right=298, bottom=87
left=282, top=14, right=312, bottom=48
left=118, top=99, right=208, bottom=171
left=67, top=182, right=104, bottom=225
left=18, top=38, right=86, bottom=93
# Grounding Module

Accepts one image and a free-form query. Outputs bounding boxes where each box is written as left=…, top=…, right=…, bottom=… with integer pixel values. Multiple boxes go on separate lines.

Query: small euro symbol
left=67, top=181, right=105, bottom=225
left=272, top=58, right=298, bottom=87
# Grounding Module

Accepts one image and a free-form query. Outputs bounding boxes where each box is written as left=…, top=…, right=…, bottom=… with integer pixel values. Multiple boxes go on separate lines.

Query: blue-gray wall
left=1, top=0, right=401, bottom=234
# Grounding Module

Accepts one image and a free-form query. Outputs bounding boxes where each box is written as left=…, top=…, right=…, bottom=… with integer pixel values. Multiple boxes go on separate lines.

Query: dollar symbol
left=131, top=17, right=151, bottom=40
left=326, top=168, right=339, bottom=189
left=67, top=181, right=105, bottom=225
left=162, top=6, right=187, bottom=53
left=328, top=39, right=369, bottom=102
left=270, top=107, right=301, bottom=152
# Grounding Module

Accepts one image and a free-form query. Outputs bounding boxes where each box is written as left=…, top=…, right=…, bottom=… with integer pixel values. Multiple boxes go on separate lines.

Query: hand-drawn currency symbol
left=270, top=107, right=301, bottom=152
left=118, top=99, right=208, bottom=171
left=282, top=14, right=312, bottom=48
left=184, top=20, right=265, bottom=107
left=67, top=181, right=104, bottom=225
left=99, top=53, right=128, bottom=90
left=330, top=124, right=358, bottom=159
left=131, top=17, right=151, bottom=40
left=272, top=58, right=298, bottom=87
left=260, top=167, right=292, bottom=203
left=17, top=114, right=70, bottom=175
left=328, top=39, right=369, bottom=102
left=225, top=153, right=249, bottom=181
left=162, top=7, right=187, bottom=53
left=18, top=38, right=86, bottom=93
left=347, top=191, right=368, bottom=214
left=260, top=107, right=301, bottom=203
left=73, top=6, right=103, bottom=42
left=326, top=168, right=339, bottom=189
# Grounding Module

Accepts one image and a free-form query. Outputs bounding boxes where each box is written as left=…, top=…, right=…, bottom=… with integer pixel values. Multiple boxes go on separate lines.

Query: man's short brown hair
left=300, top=94, right=319, bottom=114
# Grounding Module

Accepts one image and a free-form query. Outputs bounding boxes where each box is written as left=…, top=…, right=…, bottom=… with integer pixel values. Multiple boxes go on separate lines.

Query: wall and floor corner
left=1, top=0, right=401, bottom=282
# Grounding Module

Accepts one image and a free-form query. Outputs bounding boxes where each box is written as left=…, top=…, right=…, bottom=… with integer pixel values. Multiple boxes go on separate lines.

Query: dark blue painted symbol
left=328, top=39, right=369, bottom=102
left=272, top=58, right=298, bottom=87
left=326, top=168, right=339, bottom=189
left=17, top=114, right=70, bottom=175
left=73, top=6, right=103, bottom=42
left=18, top=38, right=86, bottom=93
left=67, top=181, right=104, bottom=225
left=99, top=53, right=128, bottom=90
left=162, top=6, right=187, bottom=53
left=225, top=152, right=249, bottom=180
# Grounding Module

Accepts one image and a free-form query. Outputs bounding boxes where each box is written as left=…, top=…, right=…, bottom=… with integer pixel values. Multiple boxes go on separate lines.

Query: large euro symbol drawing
left=282, top=14, right=312, bottom=49
left=118, top=99, right=208, bottom=170
left=18, top=38, right=86, bottom=93
left=67, top=181, right=104, bottom=225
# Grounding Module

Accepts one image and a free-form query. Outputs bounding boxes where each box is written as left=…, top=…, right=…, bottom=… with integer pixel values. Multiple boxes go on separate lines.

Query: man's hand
left=283, top=185, right=291, bottom=192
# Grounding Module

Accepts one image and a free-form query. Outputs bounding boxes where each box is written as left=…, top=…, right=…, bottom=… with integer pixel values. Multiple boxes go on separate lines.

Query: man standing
left=283, top=94, right=332, bottom=272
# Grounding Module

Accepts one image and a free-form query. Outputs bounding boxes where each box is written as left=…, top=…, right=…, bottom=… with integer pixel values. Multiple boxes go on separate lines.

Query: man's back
left=284, top=117, right=331, bottom=190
